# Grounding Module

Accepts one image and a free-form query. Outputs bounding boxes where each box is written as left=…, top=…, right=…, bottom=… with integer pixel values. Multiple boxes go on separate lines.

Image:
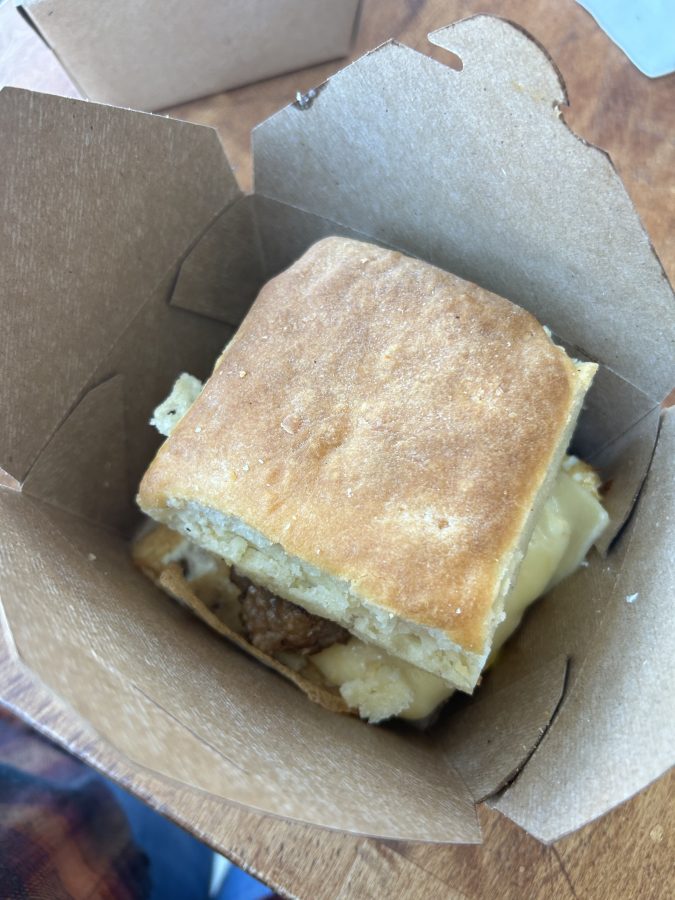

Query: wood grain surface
left=1, top=1, right=673, bottom=897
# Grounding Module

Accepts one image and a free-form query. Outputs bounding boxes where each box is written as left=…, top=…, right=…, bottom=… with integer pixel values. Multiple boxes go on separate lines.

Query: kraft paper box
left=17, top=0, right=362, bottom=110
left=0, top=16, right=673, bottom=845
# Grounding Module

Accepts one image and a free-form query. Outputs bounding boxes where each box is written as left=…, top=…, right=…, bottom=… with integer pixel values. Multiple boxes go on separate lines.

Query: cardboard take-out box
left=1, top=15, right=673, bottom=845
left=17, top=0, right=362, bottom=110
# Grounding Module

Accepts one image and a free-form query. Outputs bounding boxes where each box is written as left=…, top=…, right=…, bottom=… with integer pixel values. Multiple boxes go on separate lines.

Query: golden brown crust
left=133, top=525, right=352, bottom=716
left=139, top=237, right=591, bottom=653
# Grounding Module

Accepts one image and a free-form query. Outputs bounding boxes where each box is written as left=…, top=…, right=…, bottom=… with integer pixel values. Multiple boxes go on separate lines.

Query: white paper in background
left=577, top=0, right=675, bottom=77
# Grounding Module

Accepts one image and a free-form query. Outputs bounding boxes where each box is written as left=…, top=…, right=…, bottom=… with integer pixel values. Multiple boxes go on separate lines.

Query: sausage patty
left=233, top=570, right=349, bottom=655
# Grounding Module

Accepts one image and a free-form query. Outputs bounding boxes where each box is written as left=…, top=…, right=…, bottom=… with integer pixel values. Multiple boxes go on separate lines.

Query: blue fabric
left=108, top=780, right=272, bottom=899
left=0, top=706, right=271, bottom=899
left=108, top=781, right=213, bottom=900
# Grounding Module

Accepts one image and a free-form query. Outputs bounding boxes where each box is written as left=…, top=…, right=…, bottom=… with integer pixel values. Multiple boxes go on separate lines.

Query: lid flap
left=0, top=87, right=239, bottom=485
left=253, top=16, right=675, bottom=400
left=493, top=407, right=675, bottom=842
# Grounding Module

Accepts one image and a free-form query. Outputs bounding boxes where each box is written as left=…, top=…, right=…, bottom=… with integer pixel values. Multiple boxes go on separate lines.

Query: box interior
left=1, top=15, right=673, bottom=844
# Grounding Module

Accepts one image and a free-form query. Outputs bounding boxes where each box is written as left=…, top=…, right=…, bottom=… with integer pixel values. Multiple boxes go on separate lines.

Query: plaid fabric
left=0, top=707, right=151, bottom=900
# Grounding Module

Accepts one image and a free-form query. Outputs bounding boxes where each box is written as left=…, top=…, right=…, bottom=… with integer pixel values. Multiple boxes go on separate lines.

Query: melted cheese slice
left=311, top=460, right=609, bottom=722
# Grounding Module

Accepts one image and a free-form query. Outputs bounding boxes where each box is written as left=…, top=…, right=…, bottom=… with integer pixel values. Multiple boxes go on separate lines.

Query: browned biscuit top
left=139, top=237, right=583, bottom=653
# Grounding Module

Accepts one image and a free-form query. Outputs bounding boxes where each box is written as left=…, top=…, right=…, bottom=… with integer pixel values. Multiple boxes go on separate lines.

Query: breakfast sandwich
left=135, top=237, right=608, bottom=723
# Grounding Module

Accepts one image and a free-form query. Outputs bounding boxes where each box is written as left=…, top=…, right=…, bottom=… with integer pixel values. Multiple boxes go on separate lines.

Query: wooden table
left=1, top=2, right=673, bottom=897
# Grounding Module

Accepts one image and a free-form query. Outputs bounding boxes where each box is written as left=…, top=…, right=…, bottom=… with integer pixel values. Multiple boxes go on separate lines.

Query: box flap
left=171, top=196, right=266, bottom=326
left=22, top=375, right=131, bottom=531
left=0, top=87, right=239, bottom=487
left=492, top=407, right=675, bottom=842
left=440, top=656, right=568, bottom=802
left=588, top=406, right=661, bottom=554
left=253, top=15, right=675, bottom=401
left=20, top=0, right=361, bottom=111
left=0, top=489, right=480, bottom=842
left=566, top=354, right=660, bottom=550
left=93, top=270, right=235, bottom=499
left=169, top=195, right=390, bottom=328
left=253, top=196, right=381, bottom=280
left=19, top=269, right=236, bottom=535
